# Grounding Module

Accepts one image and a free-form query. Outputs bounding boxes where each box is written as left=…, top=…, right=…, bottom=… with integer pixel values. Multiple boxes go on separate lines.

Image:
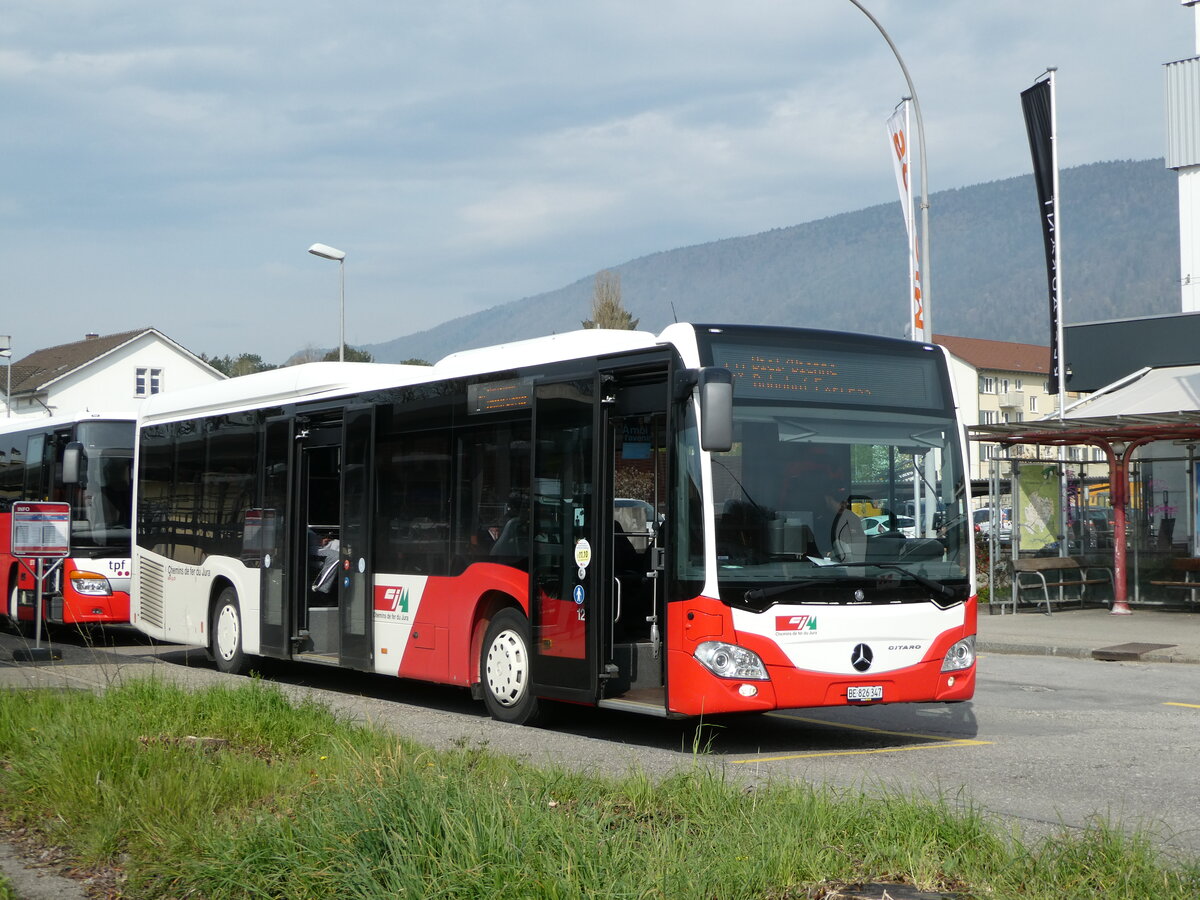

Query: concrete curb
left=0, top=842, right=89, bottom=900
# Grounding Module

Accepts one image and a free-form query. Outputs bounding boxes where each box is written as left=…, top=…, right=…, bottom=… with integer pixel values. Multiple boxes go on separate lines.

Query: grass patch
left=0, top=677, right=1197, bottom=899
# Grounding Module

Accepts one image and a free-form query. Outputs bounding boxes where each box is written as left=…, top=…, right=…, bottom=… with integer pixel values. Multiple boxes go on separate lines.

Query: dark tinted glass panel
left=170, top=420, right=206, bottom=564
left=137, top=424, right=174, bottom=553
left=375, top=432, right=452, bottom=575
left=455, top=421, right=531, bottom=571
left=72, top=421, right=135, bottom=549
left=23, top=434, right=47, bottom=500
left=205, top=413, right=259, bottom=559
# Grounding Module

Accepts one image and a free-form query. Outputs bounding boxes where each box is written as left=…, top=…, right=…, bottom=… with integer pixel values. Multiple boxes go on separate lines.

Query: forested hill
left=366, top=158, right=1179, bottom=363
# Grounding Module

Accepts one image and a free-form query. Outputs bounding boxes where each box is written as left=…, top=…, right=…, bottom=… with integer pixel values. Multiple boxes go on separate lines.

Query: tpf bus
left=130, top=324, right=976, bottom=723
left=1, top=413, right=135, bottom=629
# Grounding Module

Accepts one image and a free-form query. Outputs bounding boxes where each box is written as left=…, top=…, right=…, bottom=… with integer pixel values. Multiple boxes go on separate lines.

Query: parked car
left=863, top=514, right=917, bottom=538
left=974, top=507, right=1012, bottom=543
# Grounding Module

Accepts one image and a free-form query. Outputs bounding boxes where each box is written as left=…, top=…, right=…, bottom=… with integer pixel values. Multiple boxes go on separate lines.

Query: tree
left=286, top=345, right=324, bottom=366
left=201, top=353, right=276, bottom=377
left=581, top=270, right=638, bottom=330
left=322, top=345, right=374, bottom=363
left=400, top=358, right=432, bottom=366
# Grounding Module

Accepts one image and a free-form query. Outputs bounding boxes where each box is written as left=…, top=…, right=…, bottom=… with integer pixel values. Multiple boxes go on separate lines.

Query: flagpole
left=904, top=98, right=918, bottom=342
left=1047, top=67, right=1065, bottom=420
left=847, top=0, right=932, bottom=344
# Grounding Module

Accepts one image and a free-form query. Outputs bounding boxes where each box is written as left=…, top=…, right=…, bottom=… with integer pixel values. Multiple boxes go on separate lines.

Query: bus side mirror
left=698, top=367, right=733, bottom=452
left=62, top=441, right=86, bottom=487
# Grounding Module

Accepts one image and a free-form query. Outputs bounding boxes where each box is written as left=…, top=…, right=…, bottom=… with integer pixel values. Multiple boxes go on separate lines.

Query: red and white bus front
left=664, top=329, right=976, bottom=715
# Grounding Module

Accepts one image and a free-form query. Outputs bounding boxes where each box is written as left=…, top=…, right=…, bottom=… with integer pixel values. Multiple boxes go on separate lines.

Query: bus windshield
left=70, top=421, right=134, bottom=551
left=706, top=403, right=970, bottom=607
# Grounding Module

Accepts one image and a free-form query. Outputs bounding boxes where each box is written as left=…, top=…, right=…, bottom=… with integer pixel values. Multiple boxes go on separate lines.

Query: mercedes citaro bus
left=130, top=324, right=975, bottom=724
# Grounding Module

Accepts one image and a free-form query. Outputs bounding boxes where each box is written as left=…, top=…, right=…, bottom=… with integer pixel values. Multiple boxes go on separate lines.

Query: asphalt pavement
left=2, top=605, right=1200, bottom=898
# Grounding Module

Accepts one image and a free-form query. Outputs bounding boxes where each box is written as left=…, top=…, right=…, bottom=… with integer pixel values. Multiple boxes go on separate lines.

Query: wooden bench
left=1149, top=557, right=1200, bottom=604
left=1011, top=556, right=1115, bottom=615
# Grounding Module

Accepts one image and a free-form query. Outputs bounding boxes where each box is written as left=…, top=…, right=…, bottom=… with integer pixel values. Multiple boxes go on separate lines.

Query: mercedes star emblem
left=851, top=643, right=874, bottom=672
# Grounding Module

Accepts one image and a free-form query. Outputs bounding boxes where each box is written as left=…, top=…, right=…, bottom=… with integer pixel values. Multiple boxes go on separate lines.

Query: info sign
left=11, top=501, right=71, bottom=558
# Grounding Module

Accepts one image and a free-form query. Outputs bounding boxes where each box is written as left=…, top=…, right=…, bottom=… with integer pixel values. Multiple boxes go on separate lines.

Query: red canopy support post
left=1108, top=443, right=1132, bottom=615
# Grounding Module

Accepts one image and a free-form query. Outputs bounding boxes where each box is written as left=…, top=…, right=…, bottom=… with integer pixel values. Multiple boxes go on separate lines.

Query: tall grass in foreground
left=0, top=678, right=1196, bottom=899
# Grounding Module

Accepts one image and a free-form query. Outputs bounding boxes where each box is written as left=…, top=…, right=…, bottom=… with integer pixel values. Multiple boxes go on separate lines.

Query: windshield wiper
left=870, top=563, right=957, bottom=600
left=744, top=580, right=825, bottom=604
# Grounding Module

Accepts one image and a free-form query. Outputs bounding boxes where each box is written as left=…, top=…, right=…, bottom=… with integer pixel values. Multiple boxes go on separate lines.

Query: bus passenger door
left=600, top=368, right=670, bottom=713
left=259, top=416, right=294, bottom=657
left=338, top=405, right=374, bottom=669
left=529, top=378, right=599, bottom=705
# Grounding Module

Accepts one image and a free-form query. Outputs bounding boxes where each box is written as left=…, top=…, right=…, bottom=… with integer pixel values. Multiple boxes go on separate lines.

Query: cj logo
left=775, top=615, right=818, bottom=632
left=851, top=643, right=874, bottom=673
left=383, top=587, right=409, bottom=614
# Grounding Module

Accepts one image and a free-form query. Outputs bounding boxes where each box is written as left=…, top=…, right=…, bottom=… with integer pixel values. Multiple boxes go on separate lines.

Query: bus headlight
left=941, top=636, right=975, bottom=672
left=694, top=641, right=769, bottom=681
left=69, top=571, right=113, bottom=596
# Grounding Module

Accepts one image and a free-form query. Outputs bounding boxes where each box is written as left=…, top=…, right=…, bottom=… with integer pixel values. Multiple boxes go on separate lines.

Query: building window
left=1016, top=412, right=1024, bottom=422
left=979, top=444, right=998, bottom=462
left=135, top=367, right=163, bottom=397
left=1029, top=396, right=1038, bottom=413
left=980, top=410, right=996, bottom=425
left=1015, top=378, right=1023, bottom=390
left=980, top=376, right=995, bottom=394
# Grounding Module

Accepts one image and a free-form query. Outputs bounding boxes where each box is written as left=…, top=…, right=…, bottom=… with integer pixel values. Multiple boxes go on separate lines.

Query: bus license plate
left=847, top=685, right=883, bottom=702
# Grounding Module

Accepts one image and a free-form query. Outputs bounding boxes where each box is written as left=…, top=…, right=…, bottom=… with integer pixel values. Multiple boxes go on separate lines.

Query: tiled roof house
left=3, top=328, right=224, bottom=418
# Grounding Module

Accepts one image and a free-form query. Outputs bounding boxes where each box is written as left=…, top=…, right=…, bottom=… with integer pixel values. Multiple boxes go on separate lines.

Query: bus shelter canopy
left=967, top=364, right=1200, bottom=613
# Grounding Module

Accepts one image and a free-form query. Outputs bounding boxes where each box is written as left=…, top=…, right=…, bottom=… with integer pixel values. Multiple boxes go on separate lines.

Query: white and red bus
left=1, top=413, right=135, bottom=629
left=130, top=324, right=975, bottom=723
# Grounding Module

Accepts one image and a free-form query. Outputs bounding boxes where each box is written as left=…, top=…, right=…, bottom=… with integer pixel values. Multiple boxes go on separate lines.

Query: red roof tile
left=934, top=333, right=1050, bottom=376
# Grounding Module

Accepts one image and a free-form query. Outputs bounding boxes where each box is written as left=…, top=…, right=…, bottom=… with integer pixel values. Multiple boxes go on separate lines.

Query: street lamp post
left=0, top=335, right=11, bottom=418
left=846, top=0, right=931, bottom=344
left=307, top=243, right=346, bottom=362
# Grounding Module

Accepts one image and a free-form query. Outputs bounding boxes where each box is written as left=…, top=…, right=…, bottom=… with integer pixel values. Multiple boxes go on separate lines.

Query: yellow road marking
left=727, top=711, right=991, bottom=763
left=766, top=712, right=969, bottom=742
left=731, top=739, right=991, bottom=764
left=1164, top=702, right=1200, bottom=709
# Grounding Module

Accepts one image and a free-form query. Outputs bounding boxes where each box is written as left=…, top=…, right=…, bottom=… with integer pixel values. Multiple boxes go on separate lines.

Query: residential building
left=2, top=328, right=224, bottom=418
left=935, top=334, right=1098, bottom=481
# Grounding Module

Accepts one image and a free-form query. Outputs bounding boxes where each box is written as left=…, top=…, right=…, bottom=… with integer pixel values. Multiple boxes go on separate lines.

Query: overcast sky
left=1, top=1, right=1194, bottom=364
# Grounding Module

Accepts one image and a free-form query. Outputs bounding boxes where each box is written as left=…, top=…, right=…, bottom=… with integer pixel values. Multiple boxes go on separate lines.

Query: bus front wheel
left=480, top=608, right=542, bottom=725
left=211, top=587, right=249, bottom=675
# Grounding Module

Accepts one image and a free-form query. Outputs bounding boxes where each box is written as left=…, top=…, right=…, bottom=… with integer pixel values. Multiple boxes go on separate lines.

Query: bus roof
left=137, top=362, right=432, bottom=425
left=0, top=409, right=137, bottom=437
left=137, top=329, right=683, bottom=426
left=433, top=328, right=659, bottom=378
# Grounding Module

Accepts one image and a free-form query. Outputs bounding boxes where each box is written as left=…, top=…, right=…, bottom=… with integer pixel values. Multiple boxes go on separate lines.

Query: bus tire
left=480, top=608, right=542, bottom=725
left=4, top=582, right=17, bottom=632
left=7, top=584, right=34, bottom=638
left=211, top=587, right=249, bottom=675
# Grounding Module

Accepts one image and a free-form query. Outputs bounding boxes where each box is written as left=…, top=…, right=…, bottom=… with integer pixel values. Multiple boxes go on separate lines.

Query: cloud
left=0, top=0, right=1193, bottom=362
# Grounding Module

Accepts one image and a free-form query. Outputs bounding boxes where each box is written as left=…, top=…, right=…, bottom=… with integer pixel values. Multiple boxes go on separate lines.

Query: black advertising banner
left=1021, top=79, right=1060, bottom=394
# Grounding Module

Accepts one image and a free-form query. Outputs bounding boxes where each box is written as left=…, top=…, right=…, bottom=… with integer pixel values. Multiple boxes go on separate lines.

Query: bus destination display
left=468, top=378, right=534, bottom=414
left=711, top=342, right=942, bottom=409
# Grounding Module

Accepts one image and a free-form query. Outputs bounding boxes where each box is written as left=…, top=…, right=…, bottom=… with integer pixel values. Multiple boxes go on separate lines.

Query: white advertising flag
left=886, top=102, right=923, bottom=339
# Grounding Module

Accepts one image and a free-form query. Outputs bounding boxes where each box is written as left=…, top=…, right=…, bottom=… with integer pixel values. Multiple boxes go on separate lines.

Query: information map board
left=10, top=502, right=71, bottom=558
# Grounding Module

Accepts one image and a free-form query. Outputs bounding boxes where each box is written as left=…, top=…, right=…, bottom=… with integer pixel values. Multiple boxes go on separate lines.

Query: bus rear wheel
left=480, top=608, right=542, bottom=725
left=211, top=587, right=249, bottom=675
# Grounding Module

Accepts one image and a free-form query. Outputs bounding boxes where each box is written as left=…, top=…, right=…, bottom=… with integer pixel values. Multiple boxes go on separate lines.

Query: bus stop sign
left=11, top=502, right=71, bottom=558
